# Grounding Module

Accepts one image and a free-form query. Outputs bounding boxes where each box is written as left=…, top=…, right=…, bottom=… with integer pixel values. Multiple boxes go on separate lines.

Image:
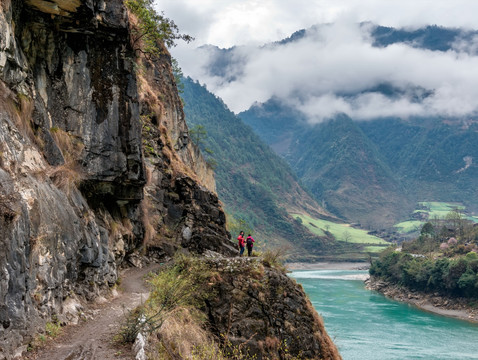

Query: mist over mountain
left=241, top=97, right=478, bottom=226
left=180, top=23, right=478, bottom=123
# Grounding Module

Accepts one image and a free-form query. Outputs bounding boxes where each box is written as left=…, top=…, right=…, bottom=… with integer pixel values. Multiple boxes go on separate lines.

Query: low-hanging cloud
left=176, top=20, right=478, bottom=123
left=160, top=0, right=478, bottom=47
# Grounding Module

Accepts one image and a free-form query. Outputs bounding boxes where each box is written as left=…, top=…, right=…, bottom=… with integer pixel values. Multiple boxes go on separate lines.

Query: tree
left=125, top=0, right=193, bottom=58
left=343, top=230, right=352, bottom=243
left=171, top=58, right=184, bottom=93
left=420, top=222, right=434, bottom=236
left=189, top=124, right=207, bottom=146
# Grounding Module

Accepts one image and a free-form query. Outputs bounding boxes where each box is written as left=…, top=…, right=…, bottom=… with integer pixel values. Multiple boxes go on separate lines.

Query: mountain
left=191, top=24, right=478, bottom=228
left=289, top=115, right=410, bottom=227
left=240, top=100, right=413, bottom=227
left=358, top=118, right=478, bottom=212
left=240, top=95, right=478, bottom=227
left=199, top=24, right=478, bottom=83
left=370, top=24, right=478, bottom=52
left=179, top=77, right=366, bottom=259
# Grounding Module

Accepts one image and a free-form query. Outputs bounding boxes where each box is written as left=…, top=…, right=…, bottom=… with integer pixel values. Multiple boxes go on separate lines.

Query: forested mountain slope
left=240, top=99, right=478, bottom=228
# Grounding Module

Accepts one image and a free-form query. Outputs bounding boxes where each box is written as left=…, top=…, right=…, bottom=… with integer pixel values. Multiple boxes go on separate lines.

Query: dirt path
left=25, top=263, right=162, bottom=360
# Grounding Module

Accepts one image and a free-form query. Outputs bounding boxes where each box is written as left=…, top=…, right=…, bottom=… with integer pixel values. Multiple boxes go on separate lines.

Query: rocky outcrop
left=203, top=257, right=341, bottom=360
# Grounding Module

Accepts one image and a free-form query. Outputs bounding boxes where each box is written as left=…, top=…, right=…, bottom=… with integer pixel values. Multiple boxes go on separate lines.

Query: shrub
left=45, top=320, right=62, bottom=338
left=261, top=246, right=289, bottom=273
left=125, top=0, right=193, bottom=57
left=370, top=249, right=478, bottom=298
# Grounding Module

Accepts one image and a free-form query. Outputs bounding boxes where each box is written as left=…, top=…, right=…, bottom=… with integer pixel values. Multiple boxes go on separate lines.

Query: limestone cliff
left=0, top=0, right=230, bottom=357
left=0, top=1, right=339, bottom=359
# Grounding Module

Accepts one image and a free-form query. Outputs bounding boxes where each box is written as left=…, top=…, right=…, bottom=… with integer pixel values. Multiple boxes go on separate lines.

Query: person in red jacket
left=246, top=234, right=255, bottom=257
left=237, top=231, right=245, bottom=256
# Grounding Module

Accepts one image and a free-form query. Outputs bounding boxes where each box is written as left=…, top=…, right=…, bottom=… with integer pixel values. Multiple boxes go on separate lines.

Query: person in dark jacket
left=237, top=231, right=245, bottom=256
left=246, top=234, right=255, bottom=256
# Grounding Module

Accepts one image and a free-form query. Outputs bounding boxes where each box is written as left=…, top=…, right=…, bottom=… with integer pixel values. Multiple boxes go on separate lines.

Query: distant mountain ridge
left=201, top=24, right=478, bottom=83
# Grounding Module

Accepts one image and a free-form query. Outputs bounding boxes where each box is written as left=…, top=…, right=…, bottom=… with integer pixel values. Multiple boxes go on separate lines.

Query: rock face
left=0, top=0, right=232, bottom=357
left=204, top=258, right=341, bottom=360
left=0, top=1, right=339, bottom=359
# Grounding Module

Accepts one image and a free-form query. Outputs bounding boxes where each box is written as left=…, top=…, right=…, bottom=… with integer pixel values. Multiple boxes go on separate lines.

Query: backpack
left=246, top=237, right=253, bottom=246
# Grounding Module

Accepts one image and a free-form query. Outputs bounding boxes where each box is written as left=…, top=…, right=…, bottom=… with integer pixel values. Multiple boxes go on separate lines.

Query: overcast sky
left=158, top=1, right=478, bottom=122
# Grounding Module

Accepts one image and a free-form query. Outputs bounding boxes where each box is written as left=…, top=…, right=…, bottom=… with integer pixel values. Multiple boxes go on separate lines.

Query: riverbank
left=286, top=261, right=370, bottom=271
left=366, top=276, right=478, bottom=323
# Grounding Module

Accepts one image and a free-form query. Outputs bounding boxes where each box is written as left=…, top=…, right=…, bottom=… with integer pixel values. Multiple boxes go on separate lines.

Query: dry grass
left=48, top=162, right=83, bottom=195
left=17, top=94, right=35, bottom=139
left=261, top=246, right=290, bottom=273
left=159, top=126, right=201, bottom=183
left=50, top=127, right=84, bottom=163
left=141, top=198, right=157, bottom=247
left=149, top=307, right=220, bottom=360
left=0, top=81, right=35, bottom=142
left=264, top=336, right=280, bottom=352
left=137, top=70, right=163, bottom=116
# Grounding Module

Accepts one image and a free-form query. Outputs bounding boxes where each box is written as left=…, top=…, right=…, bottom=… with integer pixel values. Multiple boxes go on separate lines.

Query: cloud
left=159, top=0, right=478, bottom=47
left=173, top=19, right=478, bottom=122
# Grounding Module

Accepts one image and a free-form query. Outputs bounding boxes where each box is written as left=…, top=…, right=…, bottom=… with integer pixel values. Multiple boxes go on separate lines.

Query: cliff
left=0, top=1, right=339, bottom=358
left=204, top=257, right=341, bottom=360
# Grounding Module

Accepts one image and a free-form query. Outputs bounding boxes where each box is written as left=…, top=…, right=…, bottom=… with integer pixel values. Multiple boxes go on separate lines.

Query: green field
left=394, top=201, right=478, bottom=235
left=418, top=201, right=465, bottom=219
left=394, top=220, right=423, bottom=234
left=293, top=213, right=388, bottom=245
left=364, top=245, right=389, bottom=253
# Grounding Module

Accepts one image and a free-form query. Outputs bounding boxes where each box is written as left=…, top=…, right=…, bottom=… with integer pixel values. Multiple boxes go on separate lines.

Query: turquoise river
left=291, top=270, right=478, bottom=360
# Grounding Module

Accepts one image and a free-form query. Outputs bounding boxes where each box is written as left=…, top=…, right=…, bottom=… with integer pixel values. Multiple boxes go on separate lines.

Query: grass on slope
left=418, top=201, right=465, bottom=219
left=364, top=245, right=389, bottom=253
left=394, top=220, right=423, bottom=234
left=293, top=214, right=388, bottom=245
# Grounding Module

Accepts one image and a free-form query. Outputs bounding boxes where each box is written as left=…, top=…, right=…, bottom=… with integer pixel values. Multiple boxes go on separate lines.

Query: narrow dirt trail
left=25, top=263, right=162, bottom=360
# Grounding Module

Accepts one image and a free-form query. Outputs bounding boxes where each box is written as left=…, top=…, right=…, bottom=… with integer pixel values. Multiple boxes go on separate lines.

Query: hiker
left=246, top=234, right=255, bottom=256
left=237, top=231, right=245, bottom=256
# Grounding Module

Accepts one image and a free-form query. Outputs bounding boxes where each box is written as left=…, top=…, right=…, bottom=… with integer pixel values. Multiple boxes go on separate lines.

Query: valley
left=180, top=76, right=478, bottom=263
left=4, top=1, right=478, bottom=359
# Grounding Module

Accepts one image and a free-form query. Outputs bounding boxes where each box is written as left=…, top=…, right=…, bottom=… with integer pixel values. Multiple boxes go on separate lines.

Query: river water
left=290, top=270, right=478, bottom=360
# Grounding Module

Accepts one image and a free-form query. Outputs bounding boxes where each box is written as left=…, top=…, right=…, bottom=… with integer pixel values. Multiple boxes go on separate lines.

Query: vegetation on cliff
left=126, top=0, right=193, bottom=56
